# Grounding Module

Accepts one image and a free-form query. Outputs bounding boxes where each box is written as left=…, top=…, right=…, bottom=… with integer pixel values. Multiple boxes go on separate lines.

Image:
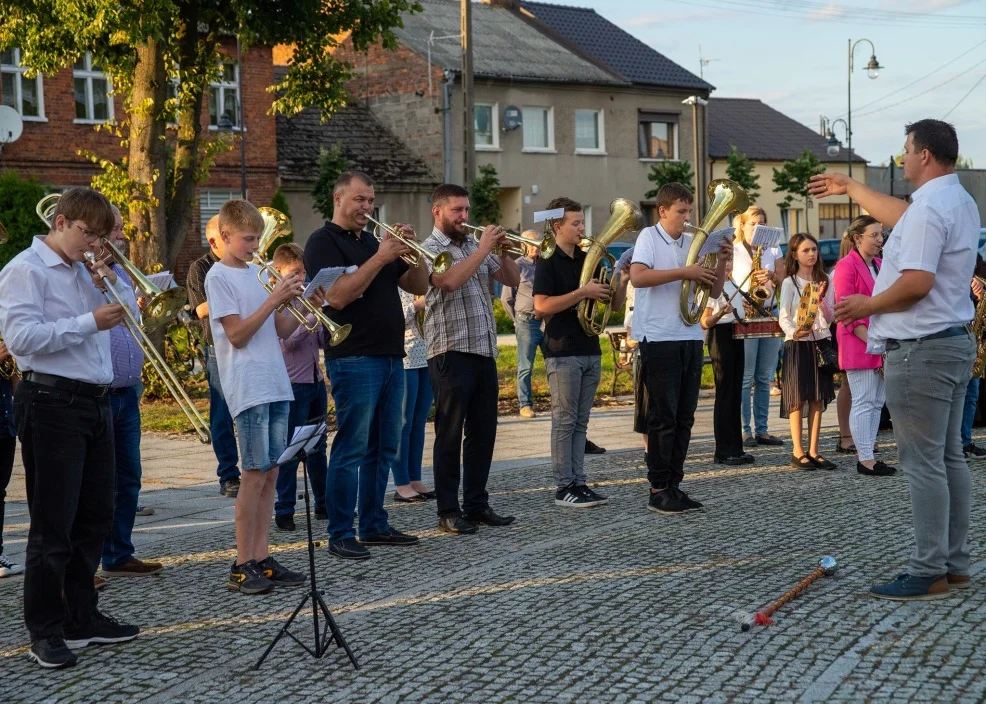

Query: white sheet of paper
left=697, top=227, right=734, bottom=258
left=147, top=271, right=174, bottom=290
left=615, top=246, right=635, bottom=272
left=752, top=225, right=784, bottom=249
left=276, top=423, right=325, bottom=465
left=303, top=265, right=356, bottom=298
left=534, top=208, right=565, bottom=223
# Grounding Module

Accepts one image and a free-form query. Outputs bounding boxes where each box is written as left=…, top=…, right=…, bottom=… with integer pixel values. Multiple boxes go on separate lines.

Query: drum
left=733, top=317, right=783, bottom=339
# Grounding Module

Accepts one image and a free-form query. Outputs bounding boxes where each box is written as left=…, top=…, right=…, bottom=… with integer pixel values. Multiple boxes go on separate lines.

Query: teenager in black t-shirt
left=533, top=197, right=628, bottom=508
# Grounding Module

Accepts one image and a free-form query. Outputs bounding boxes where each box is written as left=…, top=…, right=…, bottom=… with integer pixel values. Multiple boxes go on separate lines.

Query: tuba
left=679, top=179, right=750, bottom=325
left=972, top=276, right=986, bottom=378
left=577, top=198, right=642, bottom=336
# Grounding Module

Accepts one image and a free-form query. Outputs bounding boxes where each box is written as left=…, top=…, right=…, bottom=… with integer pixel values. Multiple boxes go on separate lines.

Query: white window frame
left=574, top=109, right=605, bottom=155
left=199, top=190, right=242, bottom=246
left=73, top=52, right=114, bottom=124
left=637, top=119, right=679, bottom=162
left=0, top=49, right=45, bottom=121
left=521, top=106, right=555, bottom=153
left=583, top=205, right=593, bottom=238
left=208, top=61, right=243, bottom=132
left=474, top=102, right=500, bottom=151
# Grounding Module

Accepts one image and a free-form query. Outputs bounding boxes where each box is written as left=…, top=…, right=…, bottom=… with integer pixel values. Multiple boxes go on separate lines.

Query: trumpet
left=36, top=193, right=188, bottom=333
left=363, top=213, right=452, bottom=274
left=256, top=207, right=352, bottom=347
left=461, top=223, right=556, bottom=259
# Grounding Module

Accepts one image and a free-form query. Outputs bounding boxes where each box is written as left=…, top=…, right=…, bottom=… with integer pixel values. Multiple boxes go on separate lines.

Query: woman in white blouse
left=778, top=233, right=836, bottom=470
left=393, top=290, right=435, bottom=502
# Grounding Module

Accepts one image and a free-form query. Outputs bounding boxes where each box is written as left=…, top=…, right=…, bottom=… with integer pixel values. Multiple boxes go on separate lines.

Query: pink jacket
left=832, top=249, right=882, bottom=370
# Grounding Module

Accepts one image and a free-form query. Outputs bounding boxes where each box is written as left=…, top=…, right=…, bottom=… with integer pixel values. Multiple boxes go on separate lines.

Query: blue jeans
left=742, top=336, right=782, bottom=437
left=394, top=367, right=433, bottom=486
left=101, top=386, right=142, bottom=570
left=325, top=356, right=404, bottom=542
left=961, top=377, right=980, bottom=447
left=515, top=316, right=543, bottom=409
left=275, top=380, right=329, bottom=516
left=205, top=346, right=239, bottom=487
left=234, top=401, right=290, bottom=472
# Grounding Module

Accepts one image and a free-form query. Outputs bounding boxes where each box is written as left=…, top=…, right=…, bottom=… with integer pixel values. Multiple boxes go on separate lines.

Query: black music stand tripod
left=254, top=420, right=359, bottom=670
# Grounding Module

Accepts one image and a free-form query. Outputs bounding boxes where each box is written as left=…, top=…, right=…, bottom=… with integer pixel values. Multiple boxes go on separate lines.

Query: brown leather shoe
left=102, top=558, right=164, bottom=577
left=947, top=573, right=971, bottom=590
left=94, top=576, right=108, bottom=591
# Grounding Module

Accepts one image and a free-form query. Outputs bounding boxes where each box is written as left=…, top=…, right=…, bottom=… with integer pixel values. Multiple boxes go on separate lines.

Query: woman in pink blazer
left=832, top=216, right=896, bottom=477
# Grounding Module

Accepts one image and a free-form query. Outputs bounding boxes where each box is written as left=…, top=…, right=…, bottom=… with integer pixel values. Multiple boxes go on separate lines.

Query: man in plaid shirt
left=422, top=184, right=520, bottom=535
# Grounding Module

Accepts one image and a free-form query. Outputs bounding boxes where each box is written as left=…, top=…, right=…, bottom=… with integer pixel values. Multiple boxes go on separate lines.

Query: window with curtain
left=1, top=49, right=43, bottom=119
left=73, top=52, right=113, bottom=122
left=209, top=62, right=240, bottom=128
left=522, top=106, right=552, bottom=151
left=575, top=109, right=603, bottom=152
left=638, top=120, right=675, bottom=159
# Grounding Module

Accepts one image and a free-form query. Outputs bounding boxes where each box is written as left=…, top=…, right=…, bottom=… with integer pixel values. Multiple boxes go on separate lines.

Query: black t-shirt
left=186, top=251, right=219, bottom=346
left=303, top=221, right=410, bottom=359
left=533, top=245, right=602, bottom=357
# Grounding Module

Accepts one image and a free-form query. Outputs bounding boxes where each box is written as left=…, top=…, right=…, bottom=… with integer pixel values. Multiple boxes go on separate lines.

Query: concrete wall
left=865, top=166, right=986, bottom=226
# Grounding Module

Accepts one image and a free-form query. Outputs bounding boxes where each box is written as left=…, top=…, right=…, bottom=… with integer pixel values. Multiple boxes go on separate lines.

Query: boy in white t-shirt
left=205, top=199, right=324, bottom=594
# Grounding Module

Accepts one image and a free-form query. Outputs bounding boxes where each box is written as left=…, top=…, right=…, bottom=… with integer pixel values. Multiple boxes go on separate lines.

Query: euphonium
left=679, top=179, right=750, bottom=325
left=972, top=276, right=986, bottom=378
left=577, top=198, right=642, bottom=336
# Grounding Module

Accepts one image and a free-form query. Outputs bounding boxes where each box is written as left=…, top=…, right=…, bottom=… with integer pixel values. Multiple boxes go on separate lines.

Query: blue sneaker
left=870, top=573, right=950, bottom=601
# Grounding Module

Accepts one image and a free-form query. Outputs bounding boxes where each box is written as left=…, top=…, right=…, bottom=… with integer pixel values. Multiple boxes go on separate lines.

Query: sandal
left=836, top=435, right=856, bottom=454
left=791, top=454, right=816, bottom=470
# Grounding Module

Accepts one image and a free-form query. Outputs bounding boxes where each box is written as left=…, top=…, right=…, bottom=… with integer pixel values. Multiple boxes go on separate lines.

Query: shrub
left=0, top=171, right=50, bottom=269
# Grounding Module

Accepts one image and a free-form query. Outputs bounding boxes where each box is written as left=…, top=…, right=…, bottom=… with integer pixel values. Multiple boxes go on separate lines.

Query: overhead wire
left=851, top=57, right=986, bottom=119
left=942, top=72, right=986, bottom=119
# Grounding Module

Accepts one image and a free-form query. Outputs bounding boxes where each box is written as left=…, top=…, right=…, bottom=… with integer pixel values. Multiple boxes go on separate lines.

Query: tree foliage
left=725, top=145, right=760, bottom=202
left=470, top=163, right=502, bottom=226
left=311, top=144, right=351, bottom=221
left=644, top=161, right=694, bottom=200
left=772, top=149, right=825, bottom=211
left=0, top=171, right=50, bottom=269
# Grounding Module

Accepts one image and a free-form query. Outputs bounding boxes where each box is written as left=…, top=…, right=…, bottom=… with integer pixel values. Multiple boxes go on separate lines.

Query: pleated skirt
left=780, top=339, right=835, bottom=419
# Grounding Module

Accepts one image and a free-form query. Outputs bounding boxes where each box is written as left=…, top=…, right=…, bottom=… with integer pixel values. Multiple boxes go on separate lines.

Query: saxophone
left=972, top=277, right=986, bottom=378
left=745, top=246, right=771, bottom=318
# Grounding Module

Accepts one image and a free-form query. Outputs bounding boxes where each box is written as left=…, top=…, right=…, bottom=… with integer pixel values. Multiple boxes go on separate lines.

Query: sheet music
left=697, top=227, right=734, bottom=258
left=147, top=271, right=174, bottom=290
left=615, top=246, right=635, bottom=272
left=534, top=208, right=565, bottom=223
left=276, top=422, right=326, bottom=465
left=751, top=225, right=784, bottom=249
left=303, top=265, right=356, bottom=298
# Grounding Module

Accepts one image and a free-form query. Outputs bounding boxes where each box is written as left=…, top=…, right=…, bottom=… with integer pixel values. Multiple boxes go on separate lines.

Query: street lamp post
left=848, top=38, right=883, bottom=216
left=823, top=116, right=851, bottom=229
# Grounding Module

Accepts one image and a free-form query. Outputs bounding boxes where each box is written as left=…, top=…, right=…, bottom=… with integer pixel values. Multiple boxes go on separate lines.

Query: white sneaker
left=0, top=553, right=24, bottom=577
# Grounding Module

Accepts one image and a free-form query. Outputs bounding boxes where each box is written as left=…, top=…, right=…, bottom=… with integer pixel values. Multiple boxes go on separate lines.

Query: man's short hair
left=430, top=183, right=470, bottom=209
left=205, top=215, right=221, bottom=244
left=656, top=183, right=694, bottom=211
left=333, top=171, right=375, bottom=198
left=906, top=119, right=959, bottom=167
left=218, top=199, right=264, bottom=235
left=272, top=242, right=304, bottom=267
left=51, top=187, right=115, bottom=237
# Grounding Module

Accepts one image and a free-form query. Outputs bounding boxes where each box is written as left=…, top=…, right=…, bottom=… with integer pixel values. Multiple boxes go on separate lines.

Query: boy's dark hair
left=430, top=183, right=470, bottom=208
left=333, top=171, right=375, bottom=197
left=51, top=187, right=115, bottom=237
left=656, top=183, right=694, bottom=212
left=272, top=242, right=304, bottom=267
left=905, top=119, right=959, bottom=167
left=218, top=199, right=264, bottom=235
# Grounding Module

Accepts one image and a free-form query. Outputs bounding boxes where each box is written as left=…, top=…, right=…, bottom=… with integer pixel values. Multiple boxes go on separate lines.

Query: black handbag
left=815, top=338, right=839, bottom=375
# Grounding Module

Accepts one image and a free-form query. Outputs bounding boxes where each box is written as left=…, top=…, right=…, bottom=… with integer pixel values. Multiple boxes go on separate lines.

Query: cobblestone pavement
left=3, top=400, right=986, bottom=703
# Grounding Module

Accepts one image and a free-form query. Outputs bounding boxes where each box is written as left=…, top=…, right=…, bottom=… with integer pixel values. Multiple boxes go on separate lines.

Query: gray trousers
left=546, top=355, right=601, bottom=489
left=884, top=333, right=975, bottom=577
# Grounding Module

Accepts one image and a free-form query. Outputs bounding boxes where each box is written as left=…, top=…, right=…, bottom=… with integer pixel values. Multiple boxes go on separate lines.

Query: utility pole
left=461, top=0, right=476, bottom=186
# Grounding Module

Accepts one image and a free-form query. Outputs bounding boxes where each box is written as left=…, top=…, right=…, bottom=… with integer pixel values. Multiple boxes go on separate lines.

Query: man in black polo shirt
left=533, top=197, right=628, bottom=507
left=303, top=171, right=429, bottom=559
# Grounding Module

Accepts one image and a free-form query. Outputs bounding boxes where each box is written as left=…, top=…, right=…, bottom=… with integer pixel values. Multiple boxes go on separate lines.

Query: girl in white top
left=778, top=233, right=837, bottom=470
left=392, top=290, right=434, bottom=502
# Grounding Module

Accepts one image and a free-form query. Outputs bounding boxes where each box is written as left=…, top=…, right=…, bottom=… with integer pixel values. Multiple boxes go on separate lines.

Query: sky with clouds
left=550, top=0, right=986, bottom=168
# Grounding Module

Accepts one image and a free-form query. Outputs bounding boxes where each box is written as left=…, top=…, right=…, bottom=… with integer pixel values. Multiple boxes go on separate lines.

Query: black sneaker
left=360, top=527, right=420, bottom=546
left=220, top=478, right=240, bottom=497
left=673, top=487, right=704, bottom=511
left=584, top=439, right=607, bottom=455
left=438, top=516, right=479, bottom=534
left=647, top=490, right=689, bottom=514
left=29, top=637, right=78, bottom=669
left=858, top=461, right=897, bottom=476
left=756, top=434, right=785, bottom=446
left=228, top=560, right=274, bottom=593
left=64, top=611, right=140, bottom=649
left=964, top=443, right=986, bottom=458
left=328, top=537, right=371, bottom=559
left=555, top=484, right=600, bottom=508
left=583, top=485, right=609, bottom=505
left=274, top=514, right=296, bottom=532
left=258, top=556, right=306, bottom=586
left=314, top=508, right=328, bottom=520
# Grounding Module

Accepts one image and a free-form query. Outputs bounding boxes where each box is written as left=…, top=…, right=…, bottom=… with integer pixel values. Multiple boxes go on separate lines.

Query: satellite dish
left=0, top=105, right=23, bottom=145
left=503, top=105, right=522, bottom=131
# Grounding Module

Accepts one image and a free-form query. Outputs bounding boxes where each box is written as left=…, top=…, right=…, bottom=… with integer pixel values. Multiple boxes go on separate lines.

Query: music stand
left=254, top=419, right=359, bottom=670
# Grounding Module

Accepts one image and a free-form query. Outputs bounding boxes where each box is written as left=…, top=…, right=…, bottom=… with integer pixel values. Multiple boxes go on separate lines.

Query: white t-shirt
left=706, top=280, right=745, bottom=324
left=630, top=224, right=704, bottom=342
left=868, top=173, right=980, bottom=354
left=204, top=262, right=293, bottom=419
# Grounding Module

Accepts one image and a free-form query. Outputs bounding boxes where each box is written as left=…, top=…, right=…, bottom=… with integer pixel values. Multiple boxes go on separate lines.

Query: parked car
left=606, top=242, right=634, bottom=264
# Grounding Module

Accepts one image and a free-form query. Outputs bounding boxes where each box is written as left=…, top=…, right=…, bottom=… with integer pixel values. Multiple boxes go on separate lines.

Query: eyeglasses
left=71, top=220, right=101, bottom=242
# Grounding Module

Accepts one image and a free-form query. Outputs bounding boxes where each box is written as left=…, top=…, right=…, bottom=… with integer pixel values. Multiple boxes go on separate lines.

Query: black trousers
left=708, top=324, right=745, bottom=458
left=428, top=352, right=498, bottom=518
left=642, top=340, right=703, bottom=490
left=0, top=433, right=14, bottom=555
left=14, top=381, right=115, bottom=641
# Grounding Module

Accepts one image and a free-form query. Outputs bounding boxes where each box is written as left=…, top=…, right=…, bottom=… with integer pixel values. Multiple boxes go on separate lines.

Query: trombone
left=256, top=207, right=352, bottom=347
left=363, top=213, right=452, bottom=274
left=36, top=194, right=188, bottom=333
left=461, top=223, right=555, bottom=259
left=85, top=251, right=211, bottom=444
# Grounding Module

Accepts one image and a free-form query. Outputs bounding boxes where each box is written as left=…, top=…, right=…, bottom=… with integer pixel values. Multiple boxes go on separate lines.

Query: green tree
left=469, top=163, right=502, bottom=226
left=270, top=187, right=291, bottom=220
left=725, top=145, right=760, bottom=202
left=644, top=161, right=694, bottom=199
left=772, top=149, right=825, bottom=214
left=0, top=0, right=420, bottom=272
left=0, top=171, right=49, bottom=269
left=957, top=154, right=974, bottom=169
left=311, top=144, right=351, bottom=220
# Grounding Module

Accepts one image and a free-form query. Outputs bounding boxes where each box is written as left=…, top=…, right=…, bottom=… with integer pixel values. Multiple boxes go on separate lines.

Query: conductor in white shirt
left=810, top=119, right=980, bottom=601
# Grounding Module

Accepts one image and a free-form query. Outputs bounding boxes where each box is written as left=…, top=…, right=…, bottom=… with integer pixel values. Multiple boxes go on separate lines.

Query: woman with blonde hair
left=732, top=206, right=786, bottom=448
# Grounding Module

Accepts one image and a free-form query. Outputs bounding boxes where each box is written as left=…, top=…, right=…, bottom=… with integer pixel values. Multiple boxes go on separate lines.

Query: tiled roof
left=394, top=0, right=626, bottom=85
left=519, top=1, right=713, bottom=92
left=708, top=98, right=867, bottom=164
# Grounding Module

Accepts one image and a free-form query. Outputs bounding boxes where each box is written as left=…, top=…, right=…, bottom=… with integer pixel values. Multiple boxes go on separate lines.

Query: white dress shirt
left=868, top=173, right=980, bottom=354
left=630, top=224, right=704, bottom=343
left=0, top=236, right=113, bottom=384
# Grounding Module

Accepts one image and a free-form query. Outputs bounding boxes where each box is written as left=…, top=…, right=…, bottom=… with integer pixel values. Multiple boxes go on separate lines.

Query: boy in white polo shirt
left=629, top=183, right=732, bottom=514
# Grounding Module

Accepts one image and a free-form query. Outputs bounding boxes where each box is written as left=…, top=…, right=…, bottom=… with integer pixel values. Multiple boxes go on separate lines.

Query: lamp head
left=826, top=132, right=841, bottom=157
left=866, top=55, right=882, bottom=80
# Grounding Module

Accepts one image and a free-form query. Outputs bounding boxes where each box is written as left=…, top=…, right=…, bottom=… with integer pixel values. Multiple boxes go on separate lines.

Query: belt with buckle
left=21, top=371, right=110, bottom=398
left=888, top=324, right=971, bottom=345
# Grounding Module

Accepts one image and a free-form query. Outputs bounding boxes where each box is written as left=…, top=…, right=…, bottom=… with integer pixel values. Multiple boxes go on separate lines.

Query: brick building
left=0, top=41, right=279, bottom=278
